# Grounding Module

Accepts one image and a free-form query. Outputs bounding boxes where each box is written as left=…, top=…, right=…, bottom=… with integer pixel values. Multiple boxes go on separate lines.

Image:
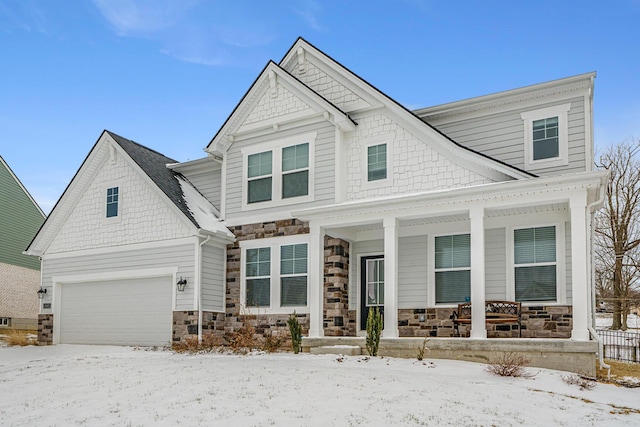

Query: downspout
left=198, top=234, right=212, bottom=344
left=587, top=183, right=610, bottom=377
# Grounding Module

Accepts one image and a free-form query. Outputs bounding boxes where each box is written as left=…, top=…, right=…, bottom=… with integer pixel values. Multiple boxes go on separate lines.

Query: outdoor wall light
left=37, top=287, right=47, bottom=299
left=176, top=277, right=188, bottom=292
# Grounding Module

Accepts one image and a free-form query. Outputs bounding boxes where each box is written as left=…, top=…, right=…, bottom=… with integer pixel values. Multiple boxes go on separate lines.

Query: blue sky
left=2, top=1, right=639, bottom=213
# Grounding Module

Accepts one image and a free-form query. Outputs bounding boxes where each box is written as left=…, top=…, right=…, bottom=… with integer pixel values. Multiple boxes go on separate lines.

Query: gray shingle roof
left=106, top=131, right=201, bottom=229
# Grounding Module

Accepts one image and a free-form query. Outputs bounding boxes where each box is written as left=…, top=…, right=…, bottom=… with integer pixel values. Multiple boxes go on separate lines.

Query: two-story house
left=0, top=156, right=46, bottom=330
left=26, top=38, right=606, bottom=374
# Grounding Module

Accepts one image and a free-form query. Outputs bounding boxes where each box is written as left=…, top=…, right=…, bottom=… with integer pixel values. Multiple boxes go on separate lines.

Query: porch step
left=310, top=345, right=362, bottom=356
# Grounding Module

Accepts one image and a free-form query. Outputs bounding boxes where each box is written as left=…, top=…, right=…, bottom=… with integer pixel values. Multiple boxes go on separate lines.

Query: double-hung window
left=434, top=234, right=470, bottom=304
left=241, top=235, right=309, bottom=312
left=243, top=133, right=315, bottom=209
left=521, top=104, right=570, bottom=170
left=514, top=226, right=557, bottom=302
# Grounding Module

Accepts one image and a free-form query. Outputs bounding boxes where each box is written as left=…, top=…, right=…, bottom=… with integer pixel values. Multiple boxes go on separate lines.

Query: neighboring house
left=0, top=156, right=46, bottom=330
left=26, top=38, right=607, bottom=374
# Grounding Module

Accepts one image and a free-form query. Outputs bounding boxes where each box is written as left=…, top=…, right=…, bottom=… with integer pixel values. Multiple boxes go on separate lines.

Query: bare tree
left=595, top=139, right=640, bottom=330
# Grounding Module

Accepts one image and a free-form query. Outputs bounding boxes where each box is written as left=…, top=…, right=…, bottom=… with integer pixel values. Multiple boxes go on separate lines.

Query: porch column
left=308, top=223, right=325, bottom=338
left=570, top=193, right=589, bottom=341
left=469, top=207, right=487, bottom=339
left=383, top=216, right=399, bottom=338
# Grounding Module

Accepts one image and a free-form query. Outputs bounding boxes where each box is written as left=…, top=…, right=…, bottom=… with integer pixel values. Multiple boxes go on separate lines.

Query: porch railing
left=596, top=328, right=640, bottom=363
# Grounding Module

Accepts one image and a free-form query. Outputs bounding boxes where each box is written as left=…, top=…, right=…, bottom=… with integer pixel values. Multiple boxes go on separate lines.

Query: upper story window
left=106, top=187, right=119, bottom=218
left=242, top=132, right=316, bottom=211
left=367, top=143, right=387, bottom=181
left=513, top=226, right=557, bottom=302
left=520, top=103, right=570, bottom=171
left=434, top=233, right=470, bottom=304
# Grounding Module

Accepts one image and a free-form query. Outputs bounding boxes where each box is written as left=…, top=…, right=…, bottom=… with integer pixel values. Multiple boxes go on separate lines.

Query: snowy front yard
left=0, top=345, right=639, bottom=426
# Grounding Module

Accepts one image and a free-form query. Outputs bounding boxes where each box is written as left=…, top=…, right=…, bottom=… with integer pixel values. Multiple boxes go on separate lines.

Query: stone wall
left=324, top=237, right=354, bottom=336
left=37, top=314, right=53, bottom=345
left=398, top=306, right=573, bottom=338
left=172, top=311, right=226, bottom=343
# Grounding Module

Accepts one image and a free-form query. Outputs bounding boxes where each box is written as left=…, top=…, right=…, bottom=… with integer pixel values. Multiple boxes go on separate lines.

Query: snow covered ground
left=596, top=313, right=640, bottom=329
left=1, top=345, right=639, bottom=426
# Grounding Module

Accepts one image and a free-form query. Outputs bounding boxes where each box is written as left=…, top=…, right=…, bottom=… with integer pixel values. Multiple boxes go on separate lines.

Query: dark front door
left=360, top=255, right=384, bottom=330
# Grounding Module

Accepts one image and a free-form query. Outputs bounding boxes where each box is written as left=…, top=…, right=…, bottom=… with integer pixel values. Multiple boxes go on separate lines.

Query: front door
left=360, top=255, right=384, bottom=330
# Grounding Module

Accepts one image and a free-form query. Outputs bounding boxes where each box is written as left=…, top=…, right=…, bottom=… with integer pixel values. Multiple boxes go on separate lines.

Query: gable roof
left=0, top=156, right=46, bottom=269
left=279, top=37, right=536, bottom=180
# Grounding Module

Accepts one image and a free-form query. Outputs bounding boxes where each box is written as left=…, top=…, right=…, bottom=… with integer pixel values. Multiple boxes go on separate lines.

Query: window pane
left=247, top=278, right=270, bottom=307
left=367, top=144, right=387, bottom=181
left=435, top=234, right=470, bottom=269
left=366, top=259, right=384, bottom=305
left=282, top=143, right=309, bottom=172
left=246, top=248, right=270, bottom=277
left=281, top=244, right=307, bottom=275
left=106, top=187, right=118, bottom=218
left=248, top=151, right=272, bottom=178
left=534, top=226, right=556, bottom=263
left=281, top=276, right=307, bottom=306
left=248, top=177, right=272, bottom=203
left=532, top=116, right=559, bottom=160
left=515, top=226, right=555, bottom=264
left=515, top=265, right=556, bottom=301
left=435, top=270, right=470, bottom=304
left=282, top=170, right=308, bottom=199
left=534, top=138, right=559, bottom=160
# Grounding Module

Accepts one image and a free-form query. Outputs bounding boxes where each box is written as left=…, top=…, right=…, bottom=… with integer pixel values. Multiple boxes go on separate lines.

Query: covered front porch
left=294, top=172, right=607, bottom=347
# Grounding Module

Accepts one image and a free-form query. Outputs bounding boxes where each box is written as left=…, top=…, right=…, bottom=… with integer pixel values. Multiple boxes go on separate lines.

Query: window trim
left=241, top=132, right=316, bottom=211
left=103, top=183, right=123, bottom=223
left=520, top=103, right=570, bottom=170
left=507, top=223, right=566, bottom=304
left=362, top=136, right=392, bottom=190
left=240, top=234, right=310, bottom=314
left=432, top=232, right=471, bottom=306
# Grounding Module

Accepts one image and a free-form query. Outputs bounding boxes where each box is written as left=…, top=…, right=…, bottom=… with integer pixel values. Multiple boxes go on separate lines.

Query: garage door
left=59, top=276, right=173, bottom=346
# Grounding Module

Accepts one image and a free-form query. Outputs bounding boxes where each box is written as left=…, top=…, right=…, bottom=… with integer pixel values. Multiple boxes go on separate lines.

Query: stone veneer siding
left=172, top=311, right=226, bottom=343
left=324, top=237, right=354, bottom=336
left=37, top=314, right=53, bottom=345
left=398, top=306, right=572, bottom=338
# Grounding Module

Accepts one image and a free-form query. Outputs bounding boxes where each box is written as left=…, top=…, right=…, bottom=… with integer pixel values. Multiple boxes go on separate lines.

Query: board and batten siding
left=41, top=243, right=196, bottom=313
left=398, top=236, right=428, bottom=309
left=224, top=121, right=336, bottom=219
left=564, top=221, right=573, bottom=304
left=201, top=244, right=225, bottom=312
left=426, top=97, right=587, bottom=176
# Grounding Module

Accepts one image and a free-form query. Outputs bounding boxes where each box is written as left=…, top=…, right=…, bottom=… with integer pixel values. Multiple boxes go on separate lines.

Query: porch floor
left=302, top=336, right=598, bottom=376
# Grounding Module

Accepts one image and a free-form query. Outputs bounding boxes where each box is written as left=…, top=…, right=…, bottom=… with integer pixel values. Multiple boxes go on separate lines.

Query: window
left=248, top=151, right=273, bottom=203
left=367, top=144, right=387, bottom=181
left=514, top=226, right=556, bottom=302
left=0, top=318, right=10, bottom=327
left=242, top=133, right=315, bottom=209
left=280, top=244, right=308, bottom=306
left=241, top=235, right=309, bottom=312
left=521, top=103, right=570, bottom=170
left=282, top=143, right=309, bottom=199
left=532, top=117, right=559, bottom=160
left=246, top=247, right=271, bottom=307
left=106, top=187, right=119, bottom=218
left=434, top=234, right=470, bottom=304
left=366, top=258, right=384, bottom=306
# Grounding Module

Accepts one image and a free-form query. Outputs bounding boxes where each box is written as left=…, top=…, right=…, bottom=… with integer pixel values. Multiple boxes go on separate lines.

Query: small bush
left=287, top=312, right=303, bottom=354
left=225, top=323, right=258, bottom=355
left=172, top=334, right=223, bottom=353
left=416, top=337, right=430, bottom=361
left=262, top=333, right=284, bottom=353
left=5, top=329, right=31, bottom=347
left=485, top=352, right=535, bottom=378
left=366, top=307, right=383, bottom=356
left=563, top=373, right=596, bottom=390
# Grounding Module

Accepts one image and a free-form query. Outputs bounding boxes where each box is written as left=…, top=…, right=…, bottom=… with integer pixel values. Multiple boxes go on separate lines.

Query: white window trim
left=355, top=251, right=384, bottom=334
left=521, top=103, right=571, bottom=170
left=430, top=232, right=471, bottom=307
left=362, top=135, right=393, bottom=190
left=240, top=234, right=310, bottom=314
left=506, top=222, right=566, bottom=305
left=103, top=182, right=123, bottom=224
left=241, top=132, right=316, bottom=211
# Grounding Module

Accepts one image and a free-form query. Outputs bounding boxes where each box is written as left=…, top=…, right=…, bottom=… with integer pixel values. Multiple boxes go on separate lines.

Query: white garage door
left=59, top=276, right=173, bottom=346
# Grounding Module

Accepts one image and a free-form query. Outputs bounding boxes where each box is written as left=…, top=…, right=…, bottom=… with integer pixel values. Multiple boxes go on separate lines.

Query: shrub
left=563, top=373, right=596, bottom=390
left=225, top=323, right=258, bottom=355
left=416, top=337, right=430, bottom=361
left=287, top=312, right=303, bottom=354
left=366, top=307, right=383, bottom=356
left=485, top=352, right=535, bottom=378
left=5, top=329, right=31, bottom=347
left=262, top=333, right=284, bottom=353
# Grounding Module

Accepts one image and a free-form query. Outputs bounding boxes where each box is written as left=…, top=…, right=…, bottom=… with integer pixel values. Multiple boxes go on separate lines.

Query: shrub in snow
left=366, top=307, right=383, bottom=356
left=416, top=337, right=430, bottom=361
left=485, top=352, right=535, bottom=378
left=563, top=373, right=596, bottom=390
left=287, top=312, right=303, bottom=354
